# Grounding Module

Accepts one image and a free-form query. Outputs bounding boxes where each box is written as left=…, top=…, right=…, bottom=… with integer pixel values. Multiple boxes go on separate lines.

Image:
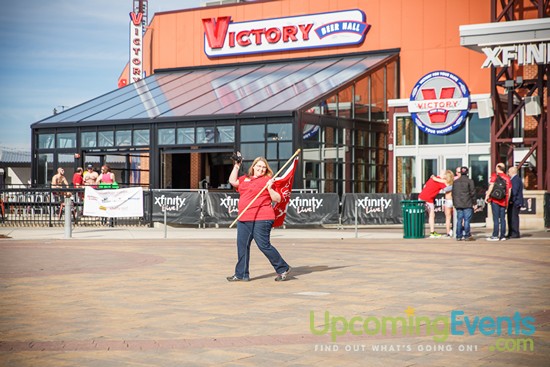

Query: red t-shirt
left=72, top=173, right=84, bottom=187
left=418, top=176, right=447, bottom=203
left=489, top=172, right=511, bottom=207
left=237, top=175, right=275, bottom=222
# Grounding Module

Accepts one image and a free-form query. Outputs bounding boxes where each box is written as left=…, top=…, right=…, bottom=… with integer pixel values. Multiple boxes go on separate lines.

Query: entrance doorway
left=169, top=154, right=191, bottom=189
left=202, top=152, right=233, bottom=189
left=161, top=150, right=234, bottom=189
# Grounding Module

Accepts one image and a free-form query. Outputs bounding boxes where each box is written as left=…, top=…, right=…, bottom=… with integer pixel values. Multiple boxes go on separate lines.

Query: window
left=240, top=143, right=264, bottom=160
left=38, top=134, right=55, bottom=149
left=419, top=123, right=466, bottom=145
left=57, top=133, right=76, bottom=149
left=468, top=113, right=491, bottom=143
left=133, top=129, right=150, bottom=146
left=218, top=126, right=235, bottom=143
left=370, top=67, right=386, bottom=122
left=396, top=156, right=415, bottom=195
left=197, top=127, right=217, bottom=144
left=81, top=132, right=97, bottom=147
left=159, top=129, right=176, bottom=145
left=355, top=75, right=370, bottom=120
left=396, top=116, right=416, bottom=146
left=98, top=131, right=114, bottom=147
left=177, top=128, right=195, bottom=144
left=469, top=154, right=490, bottom=194
left=116, top=130, right=131, bottom=146
left=37, top=153, right=53, bottom=186
left=267, top=123, right=292, bottom=141
left=241, top=125, right=264, bottom=142
left=267, top=141, right=292, bottom=160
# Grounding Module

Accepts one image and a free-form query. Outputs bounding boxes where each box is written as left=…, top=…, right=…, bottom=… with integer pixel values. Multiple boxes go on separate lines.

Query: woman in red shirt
left=419, top=170, right=454, bottom=238
left=227, top=155, right=291, bottom=282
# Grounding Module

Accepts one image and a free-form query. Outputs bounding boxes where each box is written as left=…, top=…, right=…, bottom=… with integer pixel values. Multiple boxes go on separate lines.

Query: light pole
left=266, top=132, right=281, bottom=168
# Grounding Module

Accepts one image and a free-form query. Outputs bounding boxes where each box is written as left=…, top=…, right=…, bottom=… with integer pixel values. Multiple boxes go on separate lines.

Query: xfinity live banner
left=83, top=187, right=143, bottom=218
left=204, top=192, right=339, bottom=227
left=151, top=191, right=202, bottom=225
left=341, top=193, right=407, bottom=225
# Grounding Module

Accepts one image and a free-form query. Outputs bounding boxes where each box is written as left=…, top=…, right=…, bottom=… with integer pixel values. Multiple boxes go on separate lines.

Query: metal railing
left=0, top=188, right=149, bottom=227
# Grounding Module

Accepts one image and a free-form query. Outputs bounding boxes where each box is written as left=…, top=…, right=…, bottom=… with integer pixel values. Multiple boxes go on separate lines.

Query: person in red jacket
left=485, top=163, right=512, bottom=241
left=72, top=167, right=84, bottom=200
left=419, top=170, right=454, bottom=238
left=227, top=154, right=291, bottom=282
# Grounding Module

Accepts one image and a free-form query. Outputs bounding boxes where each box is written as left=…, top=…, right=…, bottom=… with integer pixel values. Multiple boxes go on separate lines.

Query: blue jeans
left=234, top=220, right=289, bottom=279
left=491, top=202, right=506, bottom=239
left=456, top=208, right=473, bottom=239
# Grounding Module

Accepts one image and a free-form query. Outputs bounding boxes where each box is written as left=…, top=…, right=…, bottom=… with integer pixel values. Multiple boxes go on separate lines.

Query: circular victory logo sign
left=408, top=70, right=470, bottom=135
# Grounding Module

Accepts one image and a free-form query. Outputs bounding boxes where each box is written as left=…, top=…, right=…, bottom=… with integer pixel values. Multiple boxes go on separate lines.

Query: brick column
left=190, top=153, right=201, bottom=189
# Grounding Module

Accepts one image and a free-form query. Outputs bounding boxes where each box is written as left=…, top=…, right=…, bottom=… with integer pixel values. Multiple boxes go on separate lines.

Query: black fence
left=0, top=188, right=150, bottom=227
left=0, top=188, right=491, bottom=228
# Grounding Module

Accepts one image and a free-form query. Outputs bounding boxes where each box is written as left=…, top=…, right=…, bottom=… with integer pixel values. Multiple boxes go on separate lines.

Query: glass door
left=419, top=155, right=464, bottom=188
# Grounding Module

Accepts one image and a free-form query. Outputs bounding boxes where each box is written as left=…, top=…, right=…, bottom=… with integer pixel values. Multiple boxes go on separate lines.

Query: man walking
left=485, top=163, right=511, bottom=241
left=452, top=167, right=476, bottom=241
left=506, top=166, right=524, bottom=239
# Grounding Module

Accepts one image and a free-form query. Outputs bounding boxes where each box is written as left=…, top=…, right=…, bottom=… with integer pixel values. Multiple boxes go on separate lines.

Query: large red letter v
left=130, top=12, right=143, bottom=26
left=202, top=16, right=231, bottom=49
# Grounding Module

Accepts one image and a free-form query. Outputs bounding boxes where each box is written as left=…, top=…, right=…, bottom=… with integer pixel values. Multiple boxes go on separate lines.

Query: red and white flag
left=272, top=157, right=299, bottom=227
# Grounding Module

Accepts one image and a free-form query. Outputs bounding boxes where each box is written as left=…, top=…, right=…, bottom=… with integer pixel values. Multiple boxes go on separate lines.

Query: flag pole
left=229, top=148, right=301, bottom=228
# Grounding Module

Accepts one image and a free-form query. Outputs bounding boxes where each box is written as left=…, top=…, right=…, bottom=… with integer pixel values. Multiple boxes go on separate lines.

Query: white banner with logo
left=83, top=187, right=144, bottom=218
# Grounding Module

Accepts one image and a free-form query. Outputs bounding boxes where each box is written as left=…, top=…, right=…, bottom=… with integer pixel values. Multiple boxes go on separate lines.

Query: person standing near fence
left=485, top=163, right=512, bottom=241
left=72, top=167, right=84, bottom=201
left=452, top=166, right=476, bottom=241
left=506, top=166, right=523, bottom=239
left=226, top=154, right=291, bottom=282
left=51, top=167, right=68, bottom=188
left=72, top=168, right=84, bottom=188
left=96, top=165, right=116, bottom=188
left=83, top=164, right=98, bottom=188
left=96, top=165, right=117, bottom=227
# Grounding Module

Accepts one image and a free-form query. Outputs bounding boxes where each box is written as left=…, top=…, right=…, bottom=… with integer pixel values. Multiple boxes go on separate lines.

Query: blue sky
left=0, top=0, right=202, bottom=150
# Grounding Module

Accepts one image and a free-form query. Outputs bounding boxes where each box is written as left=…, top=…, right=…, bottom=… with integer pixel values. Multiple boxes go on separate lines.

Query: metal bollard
left=354, top=200, right=358, bottom=238
left=163, top=205, right=167, bottom=239
left=64, top=197, right=72, bottom=239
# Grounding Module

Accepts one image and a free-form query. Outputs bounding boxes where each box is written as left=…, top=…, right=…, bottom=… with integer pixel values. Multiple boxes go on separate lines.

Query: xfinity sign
left=481, top=43, right=550, bottom=68
left=202, top=9, right=370, bottom=57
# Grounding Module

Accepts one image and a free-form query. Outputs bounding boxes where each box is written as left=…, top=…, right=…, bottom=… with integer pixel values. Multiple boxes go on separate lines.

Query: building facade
left=31, top=0, right=548, bottom=204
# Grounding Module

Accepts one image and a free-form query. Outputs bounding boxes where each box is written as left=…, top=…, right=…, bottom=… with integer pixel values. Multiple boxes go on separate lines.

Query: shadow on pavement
left=251, top=265, right=350, bottom=281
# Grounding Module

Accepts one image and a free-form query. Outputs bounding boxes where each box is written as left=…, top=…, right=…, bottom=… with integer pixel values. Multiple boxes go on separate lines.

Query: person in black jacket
left=452, top=166, right=477, bottom=241
left=506, top=166, right=524, bottom=239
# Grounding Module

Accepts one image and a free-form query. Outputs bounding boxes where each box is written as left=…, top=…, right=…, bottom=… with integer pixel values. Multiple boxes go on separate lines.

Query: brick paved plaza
left=0, top=227, right=549, bottom=366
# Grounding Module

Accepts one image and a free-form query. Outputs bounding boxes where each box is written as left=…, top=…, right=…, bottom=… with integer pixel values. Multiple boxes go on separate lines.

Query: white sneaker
left=275, top=267, right=291, bottom=282
left=486, top=236, right=499, bottom=241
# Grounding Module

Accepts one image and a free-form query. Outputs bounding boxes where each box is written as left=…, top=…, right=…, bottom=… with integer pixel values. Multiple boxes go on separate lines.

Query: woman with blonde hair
left=419, top=169, right=453, bottom=238
left=226, top=154, right=291, bottom=282
left=441, top=170, right=455, bottom=238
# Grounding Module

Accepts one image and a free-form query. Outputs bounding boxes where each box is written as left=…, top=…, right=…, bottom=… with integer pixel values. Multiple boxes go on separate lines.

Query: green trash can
left=401, top=200, right=426, bottom=239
